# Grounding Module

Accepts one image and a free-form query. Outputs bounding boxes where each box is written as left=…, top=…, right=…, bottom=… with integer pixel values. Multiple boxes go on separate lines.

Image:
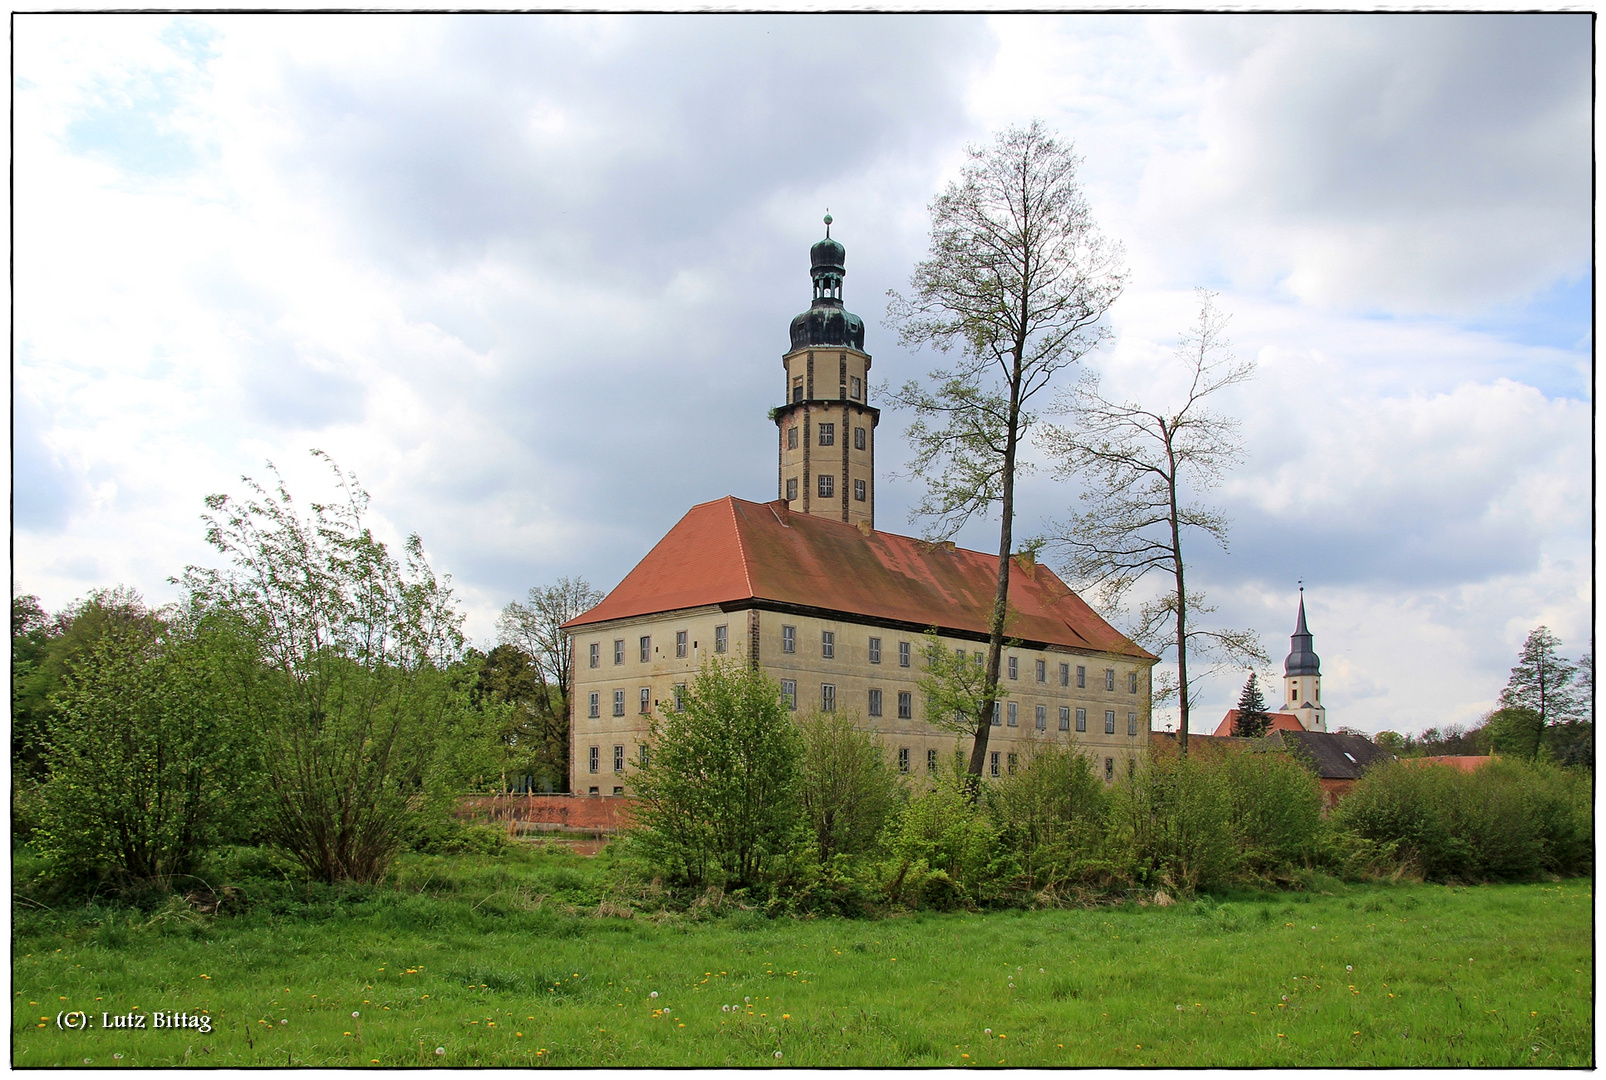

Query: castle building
left=562, top=221, right=1157, bottom=794
left=1215, top=589, right=1328, bottom=736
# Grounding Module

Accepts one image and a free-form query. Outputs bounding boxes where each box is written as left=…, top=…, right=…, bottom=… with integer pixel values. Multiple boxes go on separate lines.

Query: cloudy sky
left=14, top=14, right=1592, bottom=736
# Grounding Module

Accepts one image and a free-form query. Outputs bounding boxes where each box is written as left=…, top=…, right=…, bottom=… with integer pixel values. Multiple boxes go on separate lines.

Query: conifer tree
left=1232, top=672, right=1272, bottom=738
left=1499, top=626, right=1582, bottom=727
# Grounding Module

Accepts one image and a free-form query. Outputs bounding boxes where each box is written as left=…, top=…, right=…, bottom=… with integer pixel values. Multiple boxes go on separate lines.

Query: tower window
left=787, top=426, right=799, bottom=450
left=850, top=376, right=862, bottom=400
left=854, top=427, right=866, bottom=450
left=854, top=479, right=866, bottom=501
left=792, top=377, right=803, bottom=403
left=786, top=477, right=798, bottom=501
left=818, top=423, right=835, bottom=446
left=818, top=474, right=834, bottom=498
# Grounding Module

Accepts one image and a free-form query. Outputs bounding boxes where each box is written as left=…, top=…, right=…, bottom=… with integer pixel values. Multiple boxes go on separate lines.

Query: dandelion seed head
left=435, top=1047, right=445, bottom=1056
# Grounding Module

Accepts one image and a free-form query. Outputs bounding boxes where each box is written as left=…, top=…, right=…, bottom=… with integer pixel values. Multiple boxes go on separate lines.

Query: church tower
left=1282, top=588, right=1327, bottom=732
left=774, top=215, right=879, bottom=529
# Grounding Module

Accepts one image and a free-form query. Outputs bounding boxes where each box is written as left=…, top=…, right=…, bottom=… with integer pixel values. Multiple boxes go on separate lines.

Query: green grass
left=11, top=846, right=1592, bottom=1067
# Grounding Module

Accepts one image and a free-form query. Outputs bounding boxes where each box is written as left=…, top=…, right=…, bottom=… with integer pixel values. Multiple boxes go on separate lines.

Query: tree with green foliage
left=914, top=629, right=1009, bottom=741
left=1231, top=673, right=1272, bottom=738
left=1041, top=291, right=1265, bottom=754
left=1485, top=706, right=1545, bottom=762
left=35, top=597, right=256, bottom=887
left=888, top=120, right=1126, bottom=782
left=986, top=744, right=1110, bottom=892
left=629, top=659, right=803, bottom=888
left=496, top=577, right=603, bottom=787
left=797, top=710, right=903, bottom=861
left=1499, top=626, right=1582, bottom=726
left=474, top=643, right=568, bottom=793
left=182, top=453, right=495, bottom=884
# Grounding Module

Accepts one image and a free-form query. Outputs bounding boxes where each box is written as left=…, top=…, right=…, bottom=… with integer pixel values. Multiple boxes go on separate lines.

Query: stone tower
left=1282, top=588, right=1327, bottom=732
left=774, top=215, right=879, bottom=529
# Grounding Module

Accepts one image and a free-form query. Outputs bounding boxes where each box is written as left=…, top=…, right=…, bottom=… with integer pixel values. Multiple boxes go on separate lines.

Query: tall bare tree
left=1040, top=290, right=1264, bottom=755
left=888, top=120, right=1126, bottom=781
left=496, top=577, right=603, bottom=720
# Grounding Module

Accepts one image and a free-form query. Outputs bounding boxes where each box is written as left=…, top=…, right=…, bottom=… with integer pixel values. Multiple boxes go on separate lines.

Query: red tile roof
left=562, top=496, right=1154, bottom=658
left=1214, top=710, right=1307, bottom=736
left=1406, top=755, right=1493, bottom=773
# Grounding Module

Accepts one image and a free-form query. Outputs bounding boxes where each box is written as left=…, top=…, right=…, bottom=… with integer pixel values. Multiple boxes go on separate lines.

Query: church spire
left=1282, top=585, right=1326, bottom=731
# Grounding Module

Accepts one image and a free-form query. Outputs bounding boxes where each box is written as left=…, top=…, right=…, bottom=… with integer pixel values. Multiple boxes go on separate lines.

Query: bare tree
left=496, top=577, right=604, bottom=720
left=888, top=120, right=1126, bottom=781
left=1040, top=290, right=1264, bottom=755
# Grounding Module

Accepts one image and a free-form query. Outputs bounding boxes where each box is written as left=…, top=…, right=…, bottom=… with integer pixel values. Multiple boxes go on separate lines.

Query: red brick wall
left=456, top=794, right=636, bottom=833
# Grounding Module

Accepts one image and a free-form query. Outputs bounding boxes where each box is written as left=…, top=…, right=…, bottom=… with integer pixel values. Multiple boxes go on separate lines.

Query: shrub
left=1218, top=749, right=1324, bottom=873
left=1111, top=751, right=1237, bottom=892
left=986, top=743, right=1113, bottom=890
left=797, top=710, right=904, bottom=861
left=629, top=660, right=803, bottom=888
left=883, top=764, right=1006, bottom=908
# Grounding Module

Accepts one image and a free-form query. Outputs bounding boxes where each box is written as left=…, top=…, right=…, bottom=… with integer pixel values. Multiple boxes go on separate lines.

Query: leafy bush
left=1218, top=749, right=1324, bottom=874
left=797, top=710, right=904, bottom=860
left=1111, top=751, right=1237, bottom=892
left=986, top=743, right=1114, bottom=890
left=883, top=765, right=1006, bottom=908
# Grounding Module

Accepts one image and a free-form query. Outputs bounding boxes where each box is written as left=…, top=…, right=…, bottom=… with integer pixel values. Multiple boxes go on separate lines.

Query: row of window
left=587, top=630, right=1144, bottom=697
left=589, top=626, right=730, bottom=668
left=785, top=475, right=868, bottom=502
left=786, top=423, right=869, bottom=451
left=789, top=376, right=866, bottom=404
left=588, top=743, right=1123, bottom=785
left=774, top=680, right=1142, bottom=736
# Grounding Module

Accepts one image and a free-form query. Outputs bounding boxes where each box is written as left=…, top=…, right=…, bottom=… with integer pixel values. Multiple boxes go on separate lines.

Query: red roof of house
left=562, top=496, right=1154, bottom=658
left=1406, top=755, right=1492, bottom=773
left=1214, top=709, right=1307, bottom=736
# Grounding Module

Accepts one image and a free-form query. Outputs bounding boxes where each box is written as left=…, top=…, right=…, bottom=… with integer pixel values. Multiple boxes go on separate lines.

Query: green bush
left=986, top=743, right=1114, bottom=890
left=797, top=710, right=904, bottom=861
left=1111, top=752, right=1237, bottom=892
left=883, top=766, right=1006, bottom=908
left=1218, top=749, right=1324, bottom=874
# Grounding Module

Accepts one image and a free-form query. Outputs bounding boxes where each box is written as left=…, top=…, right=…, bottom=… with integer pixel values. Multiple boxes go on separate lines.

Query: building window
left=589, top=642, right=600, bottom=669
left=854, top=479, right=866, bottom=502
left=818, top=422, right=835, bottom=446
left=1076, top=665, right=1086, bottom=688
left=613, top=690, right=626, bottom=717
left=792, top=376, right=803, bottom=403
left=613, top=786, right=624, bottom=796
left=1315, top=685, right=1320, bottom=703
left=818, top=474, right=835, bottom=498
left=614, top=639, right=625, bottom=665
left=675, top=630, right=688, bottom=658
left=1007, top=752, right=1018, bottom=775
left=868, top=637, right=881, bottom=664
left=1036, top=659, right=1046, bottom=683
left=927, top=748, right=938, bottom=773
left=897, top=747, right=909, bottom=773
left=1105, top=757, right=1115, bottom=782
left=675, top=684, right=687, bottom=712
left=787, top=425, right=799, bottom=450
left=989, top=752, right=1000, bottom=777
left=1007, top=702, right=1019, bottom=727
left=588, top=692, right=600, bottom=719
left=1060, top=662, right=1070, bottom=687
left=613, top=745, right=624, bottom=773
left=1105, top=668, right=1116, bottom=691
left=639, top=744, right=650, bottom=767
left=714, top=625, right=728, bottom=653
left=1129, top=671, right=1139, bottom=693
left=588, top=786, right=599, bottom=796
left=897, top=691, right=912, bottom=719
left=1076, top=708, right=1087, bottom=732
left=640, top=687, right=652, bottom=714
left=898, top=641, right=911, bottom=667
left=1128, top=711, right=1138, bottom=736
left=1036, top=704, right=1047, bottom=731
left=588, top=746, right=599, bottom=774
left=1007, top=656, right=1018, bottom=680
left=640, top=636, right=652, bottom=663
left=782, top=625, right=796, bottom=653
left=1105, top=710, right=1117, bottom=735
left=786, top=477, right=798, bottom=501
left=991, top=701, right=1002, bottom=727
left=821, top=630, right=835, bottom=658
left=821, top=684, right=836, bottom=712
left=851, top=376, right=863, bottom=400
left=868, top=688, right=883, bottom=717
left=1059, top=706, right=1071, bottom=731
left=781, top=679, right=797, bottom=710
left=854, top=426, right=866, bottom=450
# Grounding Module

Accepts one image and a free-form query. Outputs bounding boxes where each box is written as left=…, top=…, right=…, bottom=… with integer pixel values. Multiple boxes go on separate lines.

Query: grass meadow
left=11, top=844, right=1592, bottom=1068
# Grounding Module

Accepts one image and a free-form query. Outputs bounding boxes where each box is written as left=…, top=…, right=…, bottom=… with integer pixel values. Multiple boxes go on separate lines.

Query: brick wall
left=456, top=794, right=636, bottom=834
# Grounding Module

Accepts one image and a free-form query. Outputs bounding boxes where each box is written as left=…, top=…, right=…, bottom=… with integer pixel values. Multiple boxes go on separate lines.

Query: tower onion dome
left=1283, top=592, right=1321, bottom=677
left=789, top=213, right=865, bottom=351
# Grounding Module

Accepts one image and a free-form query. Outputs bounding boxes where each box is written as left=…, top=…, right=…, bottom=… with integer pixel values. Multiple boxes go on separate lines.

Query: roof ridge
left=726, top=496, right=757, bottom=602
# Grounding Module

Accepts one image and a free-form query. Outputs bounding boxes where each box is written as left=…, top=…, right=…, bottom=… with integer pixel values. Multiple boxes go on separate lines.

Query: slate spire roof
left=1283, top=589, right=1321, bottom=677
left=562, top=496, right=1155, bottom=658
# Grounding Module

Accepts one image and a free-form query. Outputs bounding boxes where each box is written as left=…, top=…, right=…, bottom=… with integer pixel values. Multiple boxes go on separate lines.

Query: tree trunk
left=1165, top=424, right=1190, bottom=757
